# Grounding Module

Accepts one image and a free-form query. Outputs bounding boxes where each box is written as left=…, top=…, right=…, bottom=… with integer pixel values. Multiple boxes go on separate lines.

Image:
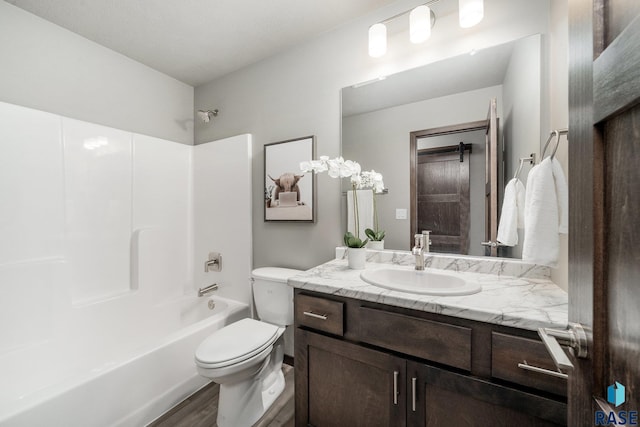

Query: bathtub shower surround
left=0, top=101, right=253, bottom=425
left=193, top=135, right=253, bottom=305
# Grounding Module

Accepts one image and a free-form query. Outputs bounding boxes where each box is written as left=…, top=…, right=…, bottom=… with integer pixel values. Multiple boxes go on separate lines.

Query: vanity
left=290, top=250, right=568, bottom=427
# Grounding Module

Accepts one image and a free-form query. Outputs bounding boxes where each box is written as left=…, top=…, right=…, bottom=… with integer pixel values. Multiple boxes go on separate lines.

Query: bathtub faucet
left=198, top=283, right=219, bottom=297
left=204, top=252, right=222, bottom=272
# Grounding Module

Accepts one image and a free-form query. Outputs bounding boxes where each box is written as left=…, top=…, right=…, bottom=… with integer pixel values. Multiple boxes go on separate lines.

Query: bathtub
left=0, top=295, right=249, bottom=427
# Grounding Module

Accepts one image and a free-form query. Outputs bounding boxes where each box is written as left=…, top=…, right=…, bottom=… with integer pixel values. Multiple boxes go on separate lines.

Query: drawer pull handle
left=517, top=360, right=568, bottom=379
left=393, top=371, right=399, bottom=405
left=411, top=377, right=417, bottom=412
left=303, top=311, right=328, bottom=320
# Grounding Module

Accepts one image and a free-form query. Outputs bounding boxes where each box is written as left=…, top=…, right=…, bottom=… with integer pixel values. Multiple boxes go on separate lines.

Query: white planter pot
left=347, top=247, right=366, bottom=270
left=367, top=240, right=384, bottom=250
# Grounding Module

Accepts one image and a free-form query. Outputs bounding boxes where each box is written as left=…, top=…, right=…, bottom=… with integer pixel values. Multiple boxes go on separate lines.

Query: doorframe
left=409, top=120, right=487, bottom=247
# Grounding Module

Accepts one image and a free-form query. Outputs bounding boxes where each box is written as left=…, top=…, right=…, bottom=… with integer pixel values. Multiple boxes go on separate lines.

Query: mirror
left=342, top=34, right=543, bottom=258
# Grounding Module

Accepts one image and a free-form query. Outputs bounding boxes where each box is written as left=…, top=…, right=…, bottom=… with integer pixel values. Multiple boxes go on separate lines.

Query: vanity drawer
left=357, top=306, right=472, bottom=371
left=492, top=332, right=567, bottom=397
left=295, top=294, right=344, bottom=336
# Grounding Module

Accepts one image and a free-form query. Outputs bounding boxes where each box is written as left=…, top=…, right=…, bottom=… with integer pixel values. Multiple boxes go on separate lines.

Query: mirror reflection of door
left=416, top=145, right=471, bottom=254
left=410, top=120, right=491, bottom=256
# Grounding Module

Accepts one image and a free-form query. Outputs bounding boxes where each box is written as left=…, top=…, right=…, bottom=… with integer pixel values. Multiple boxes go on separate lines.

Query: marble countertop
left=288, top=249, right=568, bottom=331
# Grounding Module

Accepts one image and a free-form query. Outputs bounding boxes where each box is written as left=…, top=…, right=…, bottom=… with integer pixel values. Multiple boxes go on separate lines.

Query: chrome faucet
left=412, top=230, right=432, bottom=271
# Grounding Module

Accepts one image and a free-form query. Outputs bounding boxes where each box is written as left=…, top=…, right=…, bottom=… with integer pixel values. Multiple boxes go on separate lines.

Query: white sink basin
left=360, top=268, right=481, bottom=296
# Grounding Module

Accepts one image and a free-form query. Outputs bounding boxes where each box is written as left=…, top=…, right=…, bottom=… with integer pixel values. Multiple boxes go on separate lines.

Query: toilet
left=194, top=267, right=301, bottom=427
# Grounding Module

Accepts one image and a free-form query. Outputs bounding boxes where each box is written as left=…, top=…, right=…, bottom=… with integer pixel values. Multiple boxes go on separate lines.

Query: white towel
left=347, top=189, right=373, bottom=241
left=552, top=158, right=569, bottom=234
left=522, top=157, right=568, bottom=266
left=497, top=178, right=526, bottom=246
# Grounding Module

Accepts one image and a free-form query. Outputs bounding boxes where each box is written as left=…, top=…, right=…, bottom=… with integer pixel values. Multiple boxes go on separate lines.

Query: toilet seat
left=195, top=318, right=281, bottom=369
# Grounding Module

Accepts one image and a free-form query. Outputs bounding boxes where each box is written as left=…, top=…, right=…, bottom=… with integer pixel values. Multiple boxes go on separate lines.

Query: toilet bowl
left=194, top=267, right=301, bottom=427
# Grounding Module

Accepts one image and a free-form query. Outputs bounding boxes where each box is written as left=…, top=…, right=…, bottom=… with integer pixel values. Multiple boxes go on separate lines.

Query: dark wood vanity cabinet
left=294, top=290, right=567, bottom=427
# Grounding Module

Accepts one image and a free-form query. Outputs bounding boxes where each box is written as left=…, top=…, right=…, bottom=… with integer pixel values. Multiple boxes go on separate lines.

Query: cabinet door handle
left=517, top=361, right=568, bottom=379
left=411, top=377, right=417, bottom=412
left=303, top=311, right=328, bottom=320
left=393, top=371, right=399, bottom=405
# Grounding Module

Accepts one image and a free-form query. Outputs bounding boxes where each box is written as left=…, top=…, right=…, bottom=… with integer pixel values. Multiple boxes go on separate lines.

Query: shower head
left=197, top=109, right=219, bottom=123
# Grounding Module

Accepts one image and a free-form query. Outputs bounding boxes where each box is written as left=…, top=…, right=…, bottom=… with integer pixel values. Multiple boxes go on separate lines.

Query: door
left=483, top=98, right=499, bottom=256
left=410, top=121, right=487, bottom=252
left=568, top=1, right=640, bottom=425
left=416, top=145, right=471, bottom=254
left=295, top=329, right=406, bottom=427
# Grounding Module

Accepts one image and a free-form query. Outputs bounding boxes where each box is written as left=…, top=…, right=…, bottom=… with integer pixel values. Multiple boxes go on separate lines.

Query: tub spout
left=198, top=283, right=218, bottom=297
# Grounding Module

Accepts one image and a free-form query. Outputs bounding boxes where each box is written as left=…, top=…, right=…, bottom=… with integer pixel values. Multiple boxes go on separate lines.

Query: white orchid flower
left=300, top=159, right=328, bottom=173
left=297, top=156, right=385, bottom=246
left=299, top=161, right=313, bottom=173
left=360, top=170, right=385, bottom=192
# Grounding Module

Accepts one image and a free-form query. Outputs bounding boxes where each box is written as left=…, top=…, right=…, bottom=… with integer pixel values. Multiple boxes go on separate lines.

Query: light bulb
left=459, top=0, right=484, bottom=28
left=368, top=23, right=387, bottom=58
left=410, top=5, right=431, bottom=44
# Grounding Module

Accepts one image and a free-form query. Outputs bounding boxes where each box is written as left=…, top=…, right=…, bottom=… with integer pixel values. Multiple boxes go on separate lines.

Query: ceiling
left=6, top=0, right=399, bottom=87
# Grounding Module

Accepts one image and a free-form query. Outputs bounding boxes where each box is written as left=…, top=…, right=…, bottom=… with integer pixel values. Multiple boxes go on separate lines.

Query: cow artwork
left=264, top=136, right=315, bottom=222
left=268, top=173, right=304, bottom=203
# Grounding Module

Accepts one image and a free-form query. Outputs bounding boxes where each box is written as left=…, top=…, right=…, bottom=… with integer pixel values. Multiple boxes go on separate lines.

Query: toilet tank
left=251, top=267, right=302, bottom=326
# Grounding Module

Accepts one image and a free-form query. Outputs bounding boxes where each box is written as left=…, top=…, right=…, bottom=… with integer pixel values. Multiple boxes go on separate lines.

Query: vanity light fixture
left=368, top=0, right=484, bottom=58
left=410, top=5, right=432, bottom=44
left=368, top=23, right=387, bottom=58
left=459, top=0, right=484, bottom=28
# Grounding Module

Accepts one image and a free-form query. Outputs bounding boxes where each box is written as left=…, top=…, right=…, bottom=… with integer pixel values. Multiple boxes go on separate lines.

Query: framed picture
left=264, top=136, right=316, bottom=222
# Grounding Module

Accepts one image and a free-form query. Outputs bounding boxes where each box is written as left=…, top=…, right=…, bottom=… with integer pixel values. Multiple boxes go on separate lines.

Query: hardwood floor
left=149, top=365, right=294, bottom=427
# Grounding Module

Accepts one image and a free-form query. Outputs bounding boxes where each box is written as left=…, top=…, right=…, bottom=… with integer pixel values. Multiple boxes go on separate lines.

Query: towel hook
left=541, top=129, right=568, bottom=160
left=513, top=153, right=536, bottom=180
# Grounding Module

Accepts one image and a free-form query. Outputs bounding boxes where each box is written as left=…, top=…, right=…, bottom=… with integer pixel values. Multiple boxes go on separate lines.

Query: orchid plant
left=301, top=156, right=385, bottom=248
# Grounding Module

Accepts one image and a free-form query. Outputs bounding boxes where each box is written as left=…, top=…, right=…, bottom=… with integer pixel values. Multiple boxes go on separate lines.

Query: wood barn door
left=410, top=120, right=488, bottom=253
left=415, top=146, right=471, bottom=254
left=568, top=0, right=640, bottom=425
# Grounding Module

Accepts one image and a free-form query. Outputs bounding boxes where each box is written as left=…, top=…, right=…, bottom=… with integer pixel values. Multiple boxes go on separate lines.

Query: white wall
left=0, top=1, right=194, bottom=145
left=501, top=34, right=542, bottom=259
left=547, top=0, right=569, bottom=290
left=342, top=86, right=503, bottom=252
left=194, top=0, right=566, bottom=280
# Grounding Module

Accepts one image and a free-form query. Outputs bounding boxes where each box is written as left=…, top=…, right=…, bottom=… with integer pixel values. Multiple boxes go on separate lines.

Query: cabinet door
left=295, top=328, right=406, bottom=427
left=406, top=362, right=566, bottom=427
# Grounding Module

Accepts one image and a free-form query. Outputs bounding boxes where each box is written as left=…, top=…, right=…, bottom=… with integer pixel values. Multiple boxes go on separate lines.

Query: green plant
left=343, top=231, right=368, bottom=248
left=364, top=186, right=385, bottom=241
left=365, top=228, right=385, bottom=242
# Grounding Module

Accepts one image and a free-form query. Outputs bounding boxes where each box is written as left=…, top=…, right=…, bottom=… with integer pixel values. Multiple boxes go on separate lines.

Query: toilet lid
left=195, top=318, right=281, bottom=368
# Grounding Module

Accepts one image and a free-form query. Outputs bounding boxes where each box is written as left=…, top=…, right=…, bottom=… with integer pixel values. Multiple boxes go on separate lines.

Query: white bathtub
left=0, top=295, right=249, bottom=427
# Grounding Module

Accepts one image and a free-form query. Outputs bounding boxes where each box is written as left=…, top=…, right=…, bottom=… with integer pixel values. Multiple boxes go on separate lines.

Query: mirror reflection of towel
left=347, top=189, right=373, bottom=241
left=523, top=158, right=568, bottom=267
left=497, top=178, right=525, bottom=246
